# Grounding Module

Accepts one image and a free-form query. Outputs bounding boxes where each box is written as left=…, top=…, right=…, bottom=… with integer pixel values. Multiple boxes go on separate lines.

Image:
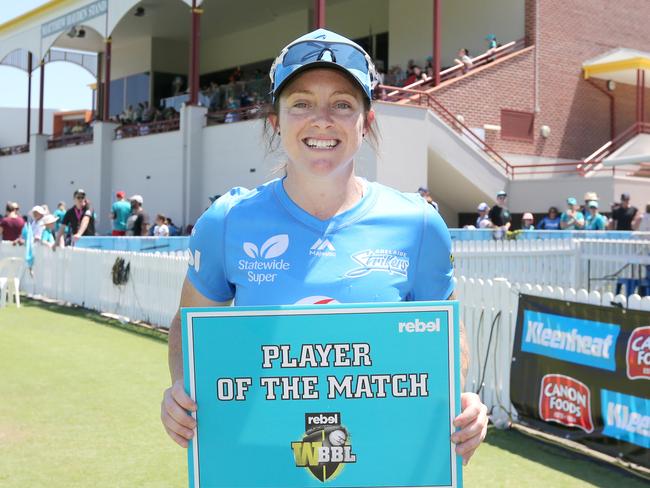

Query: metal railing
left=0, top=144, right=29, bottom=157
left=205, top=104, right=266, bottom=126
left=378, top=86, right=513, bottom=176
left=114, top=118, right=180, bottom=139
left=47, top=132, right=93, bottom=149
left=386, top=39, right=527, bottom=99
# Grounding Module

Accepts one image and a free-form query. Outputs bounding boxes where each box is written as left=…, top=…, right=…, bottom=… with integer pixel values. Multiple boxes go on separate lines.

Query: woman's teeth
left=304, top=138, right=338, bottom=149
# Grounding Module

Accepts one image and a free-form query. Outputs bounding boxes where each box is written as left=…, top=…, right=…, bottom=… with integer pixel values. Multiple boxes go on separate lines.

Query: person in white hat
left=476, top=202, right=491, bottom=228
left=521, top=212, right=535, bottom=230
left=29, top=205, right=47, bottom=241
left=126, top=194, right=150, bottom=236
left=39, top=214, right=59, bottom=248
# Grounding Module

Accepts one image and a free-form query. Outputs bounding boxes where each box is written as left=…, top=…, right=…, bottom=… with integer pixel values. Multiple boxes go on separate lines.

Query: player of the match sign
left=182, top=301, right=462, bottom=488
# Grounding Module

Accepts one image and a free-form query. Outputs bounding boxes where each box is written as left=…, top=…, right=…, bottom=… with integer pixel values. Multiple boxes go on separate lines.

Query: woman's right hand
left=161, top=379, right=197, bottom=448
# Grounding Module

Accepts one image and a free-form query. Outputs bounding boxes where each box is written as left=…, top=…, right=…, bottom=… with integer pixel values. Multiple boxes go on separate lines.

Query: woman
left=537, top=206, right=561, bottom=230
left=161, top=29, right=487, bottom=465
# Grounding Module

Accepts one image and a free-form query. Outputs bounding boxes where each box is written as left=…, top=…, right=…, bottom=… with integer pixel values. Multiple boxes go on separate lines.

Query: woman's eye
left=293, top=101, right=309, bottom=109
left=334, top=101, right=352, bottom=109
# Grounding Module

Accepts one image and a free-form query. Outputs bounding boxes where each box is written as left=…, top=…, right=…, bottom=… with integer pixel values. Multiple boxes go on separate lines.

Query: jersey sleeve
left=411, top=203, right=455, bottom=300
left=186, top=190, right=243, bottom=302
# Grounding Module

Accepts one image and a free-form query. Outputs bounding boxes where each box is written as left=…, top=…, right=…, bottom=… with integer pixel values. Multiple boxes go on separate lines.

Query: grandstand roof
left=582, top=47, right=650, bottom=86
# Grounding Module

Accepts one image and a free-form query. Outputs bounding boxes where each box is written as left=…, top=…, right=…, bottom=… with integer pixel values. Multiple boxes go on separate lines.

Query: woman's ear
left=364, top=109, right=376, bottom=131
left=268, top=113, right=279, bottom=133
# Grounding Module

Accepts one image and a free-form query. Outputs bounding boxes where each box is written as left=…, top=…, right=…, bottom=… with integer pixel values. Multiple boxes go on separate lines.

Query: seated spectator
left=521, top=212, right=535, bottom=230
left=425, top=56, right=435, bottom=78
left=403, top=65, right=426, bottom=86
left=585, top=200, right=607, bottom=230
left=153, top=214, right=170, bottom=237
left=537, top=206, right=561, bottom=230
left=560, top=197, right=585, bottom=230
left=476, top=202, right=491, bottom=228
left=454, top=48, right=473, bottom=74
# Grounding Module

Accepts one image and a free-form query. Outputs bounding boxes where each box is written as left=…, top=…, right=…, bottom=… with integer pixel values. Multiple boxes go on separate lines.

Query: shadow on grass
left=485, top=428, right=648, bottom=487
left=19, top=297, right=169, bottom=344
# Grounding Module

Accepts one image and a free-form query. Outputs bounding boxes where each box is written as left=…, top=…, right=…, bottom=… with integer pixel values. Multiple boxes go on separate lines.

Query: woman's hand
left=161, top=379, right=197, bottom=448
left=451, top=392, right=488, bottom=465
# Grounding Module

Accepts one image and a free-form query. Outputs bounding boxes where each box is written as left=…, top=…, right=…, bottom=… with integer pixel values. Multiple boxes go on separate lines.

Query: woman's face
left=272, top=68, right=372, bottom=179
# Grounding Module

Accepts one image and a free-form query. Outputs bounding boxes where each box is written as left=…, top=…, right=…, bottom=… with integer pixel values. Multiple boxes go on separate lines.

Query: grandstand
left=0, top=0, right=648, bottom=229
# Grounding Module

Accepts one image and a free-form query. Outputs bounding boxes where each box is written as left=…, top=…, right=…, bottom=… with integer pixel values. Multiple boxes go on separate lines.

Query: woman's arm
left=162, top=277, right=232, bottom=447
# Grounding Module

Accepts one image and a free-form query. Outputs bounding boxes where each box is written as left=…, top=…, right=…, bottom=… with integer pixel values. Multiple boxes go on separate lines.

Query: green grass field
left=0, top=299, right=646, bottom=487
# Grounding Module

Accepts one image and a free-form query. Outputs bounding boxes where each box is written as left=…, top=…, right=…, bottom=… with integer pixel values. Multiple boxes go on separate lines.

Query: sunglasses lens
left=282, top=42, right=368, bottom=74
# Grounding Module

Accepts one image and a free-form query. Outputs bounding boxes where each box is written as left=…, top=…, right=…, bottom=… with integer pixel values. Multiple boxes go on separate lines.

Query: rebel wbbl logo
left=539, top=374, right=594, bottom=433
left=291, top=412, right=356, bottom=482
left=626, top=326, right=650, bottom=380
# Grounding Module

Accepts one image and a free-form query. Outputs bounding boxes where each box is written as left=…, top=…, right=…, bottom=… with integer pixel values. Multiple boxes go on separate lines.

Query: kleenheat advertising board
left=182, top=302, right=462, bottom=488
left=511, top=294, right=650, bottom=469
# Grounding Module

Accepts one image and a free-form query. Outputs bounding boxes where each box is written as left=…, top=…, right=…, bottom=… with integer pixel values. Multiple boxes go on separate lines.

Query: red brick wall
left=434, top=0, right=650, bottom=161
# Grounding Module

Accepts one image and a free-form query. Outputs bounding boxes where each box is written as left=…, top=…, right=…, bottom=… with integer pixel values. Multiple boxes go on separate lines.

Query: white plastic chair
left=0, top=257, right=23, bottom=308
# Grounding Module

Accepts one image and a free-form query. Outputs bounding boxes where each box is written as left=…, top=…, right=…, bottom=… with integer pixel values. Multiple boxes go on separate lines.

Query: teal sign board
left=182, top=301, right=462, bottom=487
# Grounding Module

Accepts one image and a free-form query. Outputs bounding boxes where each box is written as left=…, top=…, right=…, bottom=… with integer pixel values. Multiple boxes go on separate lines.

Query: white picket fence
left=455, top=275, right=650, bottom=426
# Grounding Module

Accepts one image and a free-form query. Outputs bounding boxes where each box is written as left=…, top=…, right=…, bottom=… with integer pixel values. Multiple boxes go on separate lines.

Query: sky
left=0, top=1, right=94, bottom=110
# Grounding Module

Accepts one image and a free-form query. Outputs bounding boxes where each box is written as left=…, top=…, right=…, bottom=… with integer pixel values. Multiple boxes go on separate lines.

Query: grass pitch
left=0, top=300, right=646, bottom=487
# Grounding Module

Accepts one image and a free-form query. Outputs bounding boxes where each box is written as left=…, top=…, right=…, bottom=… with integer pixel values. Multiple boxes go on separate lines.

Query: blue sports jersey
left=187, top=178, right=454, bottom=306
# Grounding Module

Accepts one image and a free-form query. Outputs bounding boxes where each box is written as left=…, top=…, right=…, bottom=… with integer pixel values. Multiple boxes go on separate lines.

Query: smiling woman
left=161, top=28, right=489, bottom=466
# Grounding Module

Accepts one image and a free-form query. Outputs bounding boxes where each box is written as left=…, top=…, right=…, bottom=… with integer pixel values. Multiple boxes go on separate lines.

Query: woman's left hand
left=451, top=392, right=488, bottom=465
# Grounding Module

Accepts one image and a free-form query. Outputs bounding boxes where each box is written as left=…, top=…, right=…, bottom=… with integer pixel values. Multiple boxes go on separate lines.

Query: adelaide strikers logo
left=291, top=412, right=356, bottom=482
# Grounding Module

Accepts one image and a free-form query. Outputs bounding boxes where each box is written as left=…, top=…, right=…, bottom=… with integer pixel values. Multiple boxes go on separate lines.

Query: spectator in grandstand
left=476, top=202, right=491, bottom=228
left=454, top=48, right=473, bottom=74
left=56, top=189, right=96, bottom=246
left=126, top=195, right=149, bottom=236
left=485, top=34, right=498, bottom=60
left=560, top=197, right=585, bottom=230
left=608, top=192, right=639, bottom=231
left=403, top=65, right=426, bottom=86
left=110, top=191, right=131, bottom=236
left=520, top=212, right=535, bottom=230
left=425, top=56, right=435, bottom=78
left=53, top=201, right=66, bottom=234
left=161, top=28, right=488, bottom=464
left=584, top=200, right=607, bottom=230
left=0, top=202, right=25, bottom=241
left=637, top=202, right=650, bottom=231
left=537, top=206, right=561, bottom=230
left=488, top=190, right=511, bottom=239
left=153, top=214, right=170, bottom=237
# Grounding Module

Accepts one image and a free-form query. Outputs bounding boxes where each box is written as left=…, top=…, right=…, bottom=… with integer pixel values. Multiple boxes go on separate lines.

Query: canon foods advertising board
left=511, top=294, right=649, bottom=470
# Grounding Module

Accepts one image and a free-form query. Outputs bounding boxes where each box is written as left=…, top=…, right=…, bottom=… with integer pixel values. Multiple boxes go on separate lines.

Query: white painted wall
left=0, top=108, right=57, bottom=146
left=0, top=152, right=32, bottom=206
left=111, top=37, right=152, bottom=80
left=112, top=131, right=184, bottom=226
left=43, top=143, right=98, bottom=212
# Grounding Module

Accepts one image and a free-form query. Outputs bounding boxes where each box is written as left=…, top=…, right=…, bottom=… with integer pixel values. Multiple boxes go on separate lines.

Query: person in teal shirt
left=53, top=201, right=66, bottom=234
left=111, top=191, right=132, bottom=236
left=585, top=200, right=607, bottom=230
left=560, top=197, right=585, bottom=230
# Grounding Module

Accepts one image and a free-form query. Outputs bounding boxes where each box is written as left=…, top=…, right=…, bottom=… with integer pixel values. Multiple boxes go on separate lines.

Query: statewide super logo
left=239, top=234, right=291, bottom=284
left=626, top=326, right=650, bottom=380
left=344, top=249, right=409, bottom=278
left=539, top=374, right=594, bottom=433
left=291, top=412, right=356, bottom=483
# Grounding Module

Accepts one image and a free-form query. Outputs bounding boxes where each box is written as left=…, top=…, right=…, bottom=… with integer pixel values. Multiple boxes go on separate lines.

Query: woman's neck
left=283, top=168, right=364, bottom=221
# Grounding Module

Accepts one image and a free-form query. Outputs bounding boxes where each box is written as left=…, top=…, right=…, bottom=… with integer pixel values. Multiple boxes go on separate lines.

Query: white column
left=180, top=104, right=207, bottom=227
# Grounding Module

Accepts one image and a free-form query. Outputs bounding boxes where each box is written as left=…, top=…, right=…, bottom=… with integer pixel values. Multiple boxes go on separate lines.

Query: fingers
left=455, top=419, right=488, bottom=465
left=452, top=392, right=489, bottom=466
left=172, top=381, right=197, bottom=412
left=453, top=393, right=484, bottom=429
left=161, top=382, right=198, bottom=447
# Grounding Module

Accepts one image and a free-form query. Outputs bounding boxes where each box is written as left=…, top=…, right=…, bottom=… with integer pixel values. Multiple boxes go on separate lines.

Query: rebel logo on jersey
left=238, top=234, right=291, bottom=285
left=538, top=374, right=594, bottom=433
left=626, top=326, right=650, bottom=380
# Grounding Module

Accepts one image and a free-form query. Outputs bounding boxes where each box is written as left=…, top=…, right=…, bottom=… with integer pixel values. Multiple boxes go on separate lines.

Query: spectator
left=485, top=34, right=498, bottom=60
left=488, top=190, right=511, bottom=239
left=608, top=192, right=639, bottom=230
left=637, top=202, right=650, bottom=231
left=0, top=202, right=25, bottom=241
left=111, top=190, right=132, bottom=236
left=476, top=202, right=491, bottom=228
left=403, top=65, right=426, bottom=86
left=57, top=189, right=96, bottom=246
left=29, top=205, right=47, bottom=242
left=166, top=217, right=180, bottom=236
left=153, top=214, right=170, bottom=237
left=454, top=48, right=473, bottom=74
left=126, top=195, right=149, bottom=236
left=53, top=201, right=66, bottom=234
left=418, top=187, right=439, bottom=211
left=425, top=56, right=435, bottom=78
left=521, top=212, right=535, bottom=230
left=584, top=200, right=607, bottom=230
left=560, top=197, right=585, bottom=230
left=39, top=214, right=58, bottom=248
left=581, top=191, right=598, bottom=216
left=537, top=206, right=561, bottom=230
